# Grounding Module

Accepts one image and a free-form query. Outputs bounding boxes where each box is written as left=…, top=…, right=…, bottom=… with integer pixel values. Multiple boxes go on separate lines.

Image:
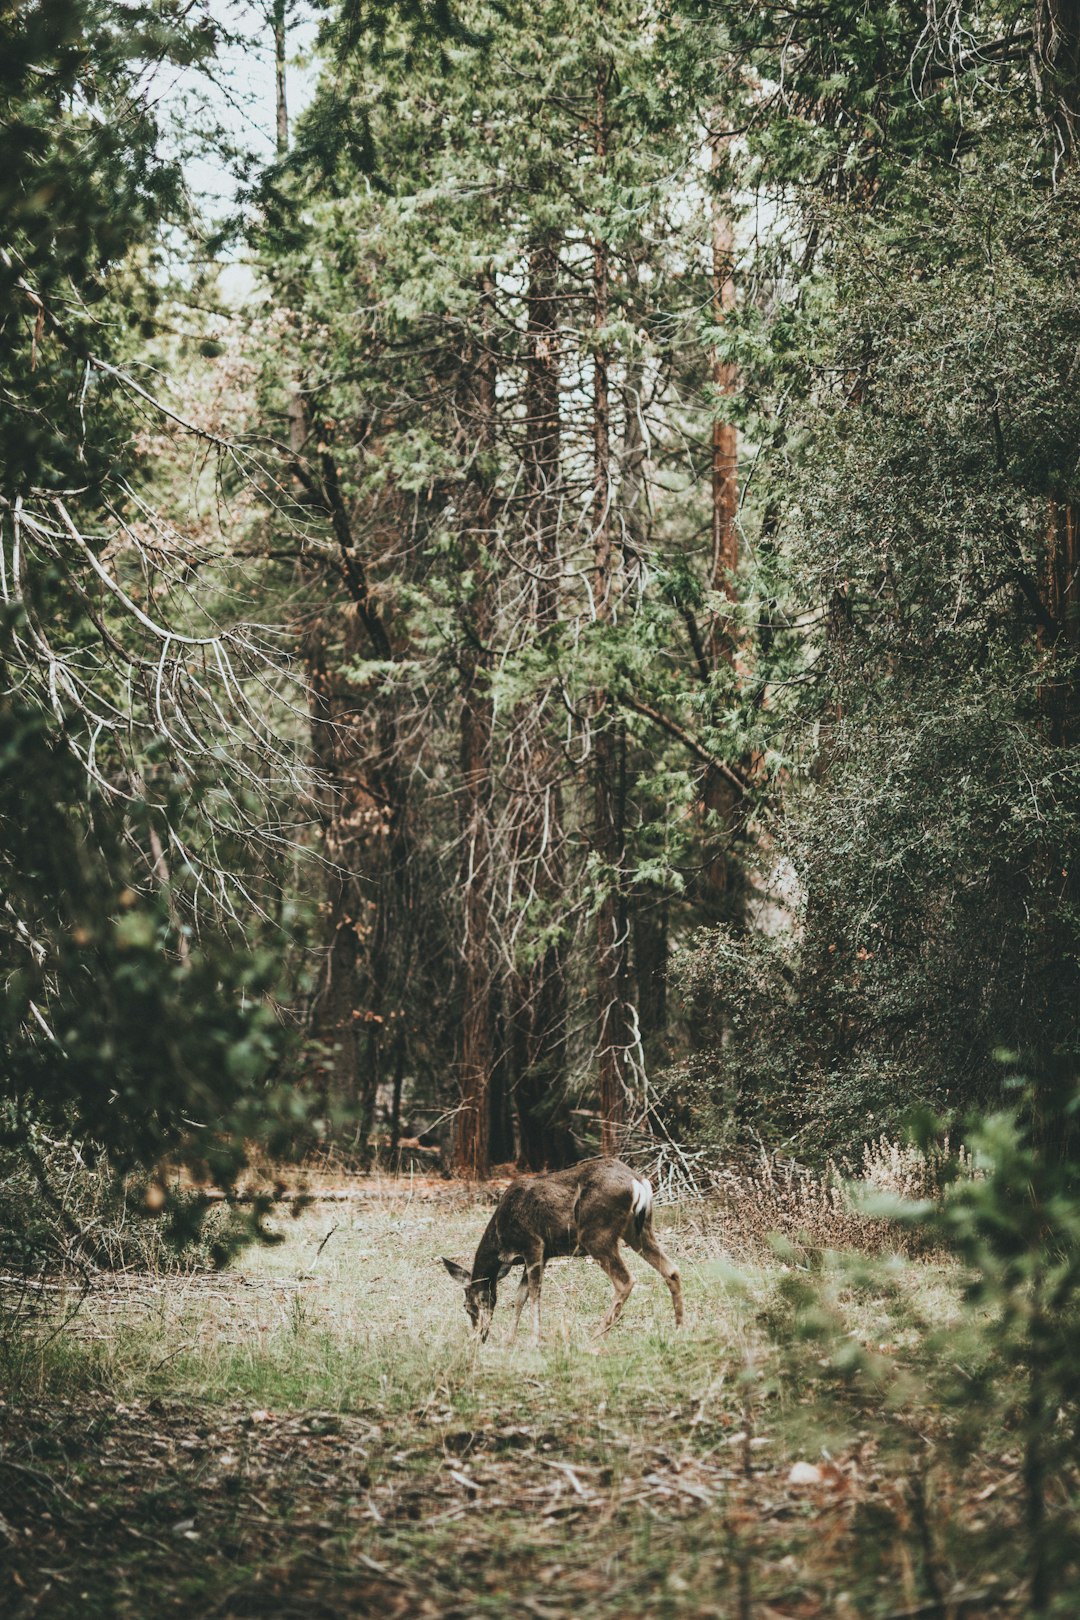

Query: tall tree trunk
left=595, top=715, right=630, bottom=1154
left=271, top=1, right=306, bottom=466
left=303, top=615, right=360, bottom=1111
left=453, top=282, right=498, bottom=1177
left=1043, top=500, right=1080, bottom=745
left=633, top=890, right=668, bottom=1060
left=356, top=740, right=413, bottom=1156
left=272, top=0, right=289, bottom=159
left=1036, top=4, right=1080, bottom=748
left=290, top=380, right=413, bottom=1151
left=389, top=1021, right=406, bottom=1151
left=273, top=20, right=364, bottom=1117
left=277, top=9, right=355, bottom=1117
left=1035, top=0, right=1080, bottom=176
left=708, top=130, right=739, bottom=665
left=701, top=128, right=743, bottom=915
left=1034, top=4, right=1080, bottom=1154
left=592, top=59, right=631, bottom=1155
left=457, top=668, right=494, bottom=1175
left=507, top=235, right=576, bottom=1168
left=618, top=257, right=668, bottom=1059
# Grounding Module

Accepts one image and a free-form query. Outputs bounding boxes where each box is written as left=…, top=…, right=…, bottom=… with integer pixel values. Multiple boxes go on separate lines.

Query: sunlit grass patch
left=0, top=1188, right=1043, bottom=1619
left=8, top=1194, right=965, bottom=1450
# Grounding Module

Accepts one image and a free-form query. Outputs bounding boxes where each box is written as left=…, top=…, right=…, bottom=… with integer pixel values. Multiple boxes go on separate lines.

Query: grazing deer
left=441, top=1156, right=683, bottom=1344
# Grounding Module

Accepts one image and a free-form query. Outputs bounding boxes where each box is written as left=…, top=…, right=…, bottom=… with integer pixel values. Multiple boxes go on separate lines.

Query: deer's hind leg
left=590, top=1242, right=634, bottom=1336
left=633, top=1221, right=683, bottom=1327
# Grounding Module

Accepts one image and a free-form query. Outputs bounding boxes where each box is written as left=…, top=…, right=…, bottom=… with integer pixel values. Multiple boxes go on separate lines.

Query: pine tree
left=260, top=0, right=756, bottom=1166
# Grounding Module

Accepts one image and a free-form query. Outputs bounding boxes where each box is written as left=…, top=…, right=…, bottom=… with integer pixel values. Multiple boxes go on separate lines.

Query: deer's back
left=493, top=1157, right=644, bottom=1260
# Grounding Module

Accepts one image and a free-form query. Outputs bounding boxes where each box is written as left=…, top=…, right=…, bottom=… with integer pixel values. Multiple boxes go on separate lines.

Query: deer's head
left=441, top=1257, right=512, bottom=1340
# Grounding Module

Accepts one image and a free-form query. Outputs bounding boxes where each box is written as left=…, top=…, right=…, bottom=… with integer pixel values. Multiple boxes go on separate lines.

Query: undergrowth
left=656, top=1133, right=977, bottom=1260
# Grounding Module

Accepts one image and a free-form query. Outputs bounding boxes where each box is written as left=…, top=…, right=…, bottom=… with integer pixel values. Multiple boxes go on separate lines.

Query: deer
left=441, top=1156, right=683, bottom=1344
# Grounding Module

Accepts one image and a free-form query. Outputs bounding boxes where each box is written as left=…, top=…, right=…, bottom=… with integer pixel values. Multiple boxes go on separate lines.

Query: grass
left=0, top=1186, right=1059, bottom=1618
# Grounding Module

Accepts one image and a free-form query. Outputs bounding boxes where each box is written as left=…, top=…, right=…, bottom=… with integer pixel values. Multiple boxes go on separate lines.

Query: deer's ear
left=441, top=1257, right=471, bottom=1285
left=495, top=1260, right=516, bottom=1281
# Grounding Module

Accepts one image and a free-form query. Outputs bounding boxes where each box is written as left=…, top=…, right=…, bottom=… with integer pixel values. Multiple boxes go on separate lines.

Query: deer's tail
left=630, top=1176, right=653, bottom=1238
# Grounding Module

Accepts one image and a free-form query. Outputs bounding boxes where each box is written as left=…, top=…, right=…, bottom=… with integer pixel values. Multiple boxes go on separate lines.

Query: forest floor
left=0, top=1182, right=1040, bottom=1618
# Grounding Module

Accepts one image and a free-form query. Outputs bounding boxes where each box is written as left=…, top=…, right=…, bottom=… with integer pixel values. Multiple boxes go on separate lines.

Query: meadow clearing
left=0, top=1178, right=1039, bottom=1619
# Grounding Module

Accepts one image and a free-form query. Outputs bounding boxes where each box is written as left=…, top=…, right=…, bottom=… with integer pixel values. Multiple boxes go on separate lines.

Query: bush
left=0, top=1125, right=259, bottom=1279
left=700, top=1133, right=973, bottom=1260
left=769, top=1086, right=1080, bottom=1616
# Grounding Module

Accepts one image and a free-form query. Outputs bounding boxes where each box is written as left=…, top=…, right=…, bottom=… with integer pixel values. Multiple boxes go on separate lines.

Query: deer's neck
left=471, top=1216, right=503, bottom=1284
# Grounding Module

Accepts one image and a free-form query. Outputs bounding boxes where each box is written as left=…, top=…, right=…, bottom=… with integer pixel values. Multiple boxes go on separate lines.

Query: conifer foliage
left=259, top=0, right=759, bottom=1172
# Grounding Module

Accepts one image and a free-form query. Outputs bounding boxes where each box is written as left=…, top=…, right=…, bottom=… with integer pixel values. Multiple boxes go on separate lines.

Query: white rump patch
left=631, top=1178, right=653, bottom=1219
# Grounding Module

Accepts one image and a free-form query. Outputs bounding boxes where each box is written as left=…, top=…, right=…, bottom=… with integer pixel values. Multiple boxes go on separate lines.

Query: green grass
left=0, top=1191, right=1051, bottom=1617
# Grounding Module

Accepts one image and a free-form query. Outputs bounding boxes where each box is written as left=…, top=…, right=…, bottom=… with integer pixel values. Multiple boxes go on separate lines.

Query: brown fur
left=442, top=1156, right=683, bottom=1342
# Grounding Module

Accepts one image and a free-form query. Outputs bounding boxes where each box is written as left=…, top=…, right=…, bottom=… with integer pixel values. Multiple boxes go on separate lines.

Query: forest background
left=3, top=0, right=1080, bottom=1203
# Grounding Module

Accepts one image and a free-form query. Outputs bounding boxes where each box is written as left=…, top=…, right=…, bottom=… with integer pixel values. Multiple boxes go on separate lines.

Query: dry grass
left=1, top=1169, right=1045, bottom=1620
left=704, top=1136, right=978, bottom=1260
